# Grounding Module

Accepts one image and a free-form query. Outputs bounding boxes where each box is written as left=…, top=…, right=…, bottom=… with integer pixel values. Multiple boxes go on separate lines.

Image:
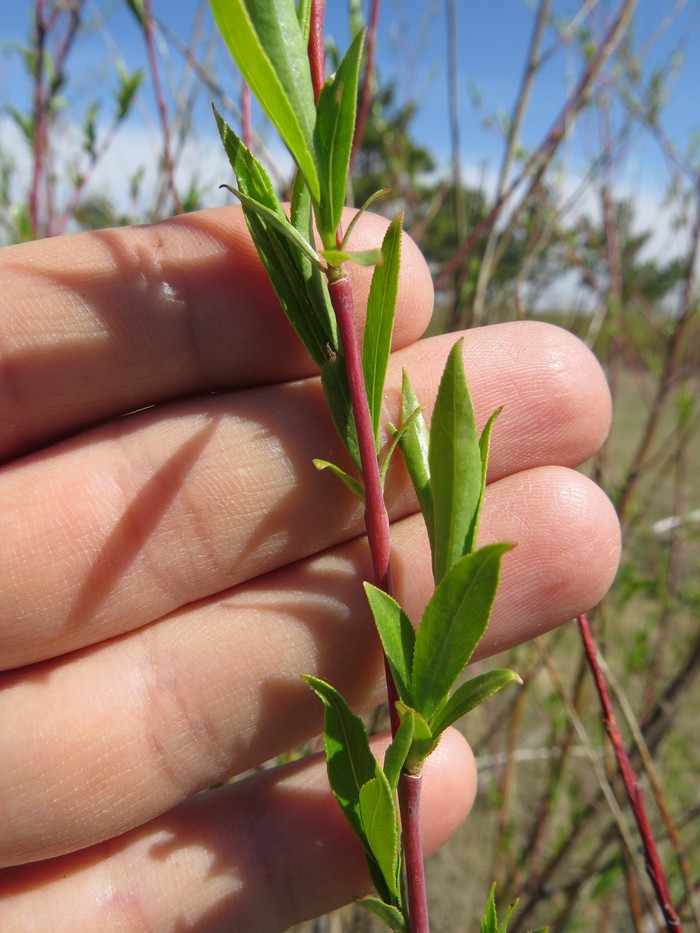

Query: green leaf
left=359, top=771, right=402, bottom=901
left=296, top=0, right=312, bottom=41
left=302, top=676, right=377, bottom=843
left=341, top=188, right=393, bottom=250
left=214, top=108, right=335, bottom=368
left=411, top=543, right=514, bottom=722
left=429, top=669, right=522, bottom=736
left=429, top=338, right=482, bottom=583
left=397, top=703, right=435, bottom=774
left=481, top=883, right=498, bottom=933
left=464, top=406, right=502, bottom=554
left=314, top=29, right=365, bottom=241
left=210, top=0, right=320, bottom=200
left=312, top=459, right=364, bottom=501
left=381, top=404, right=425, bottom=490
left=383, top=709, right=414, bottom=790
left=355, top=896, right=407, bottom=932
left=396, top=370, right=434, bottom=554
left=362, top=213, right=403, bottom=449
left=480, top=883, right=521, bottom=933
left=123, top=0, right=146, bottom=29
left=220, top=184, right=323, bottom=269
left=320, top=247, right=383, bottom=267
left=363, top=583, right=414, bottom=705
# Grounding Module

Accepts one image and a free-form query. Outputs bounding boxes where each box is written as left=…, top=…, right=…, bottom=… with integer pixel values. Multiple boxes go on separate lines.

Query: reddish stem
left=328, top=275, right=428, bottom=931
left=399, top=771, right=430, bottom=932
left=29, top=0, right=47, bottom=239
left=241, top=82, right=252, bottom=151
left=142, top=0, right=182, bottom=215
left=308, top=0, right=326, bottom=104
left=577, top=613, right=682, bottom=931
left=350, top=0, right=381, bottom=172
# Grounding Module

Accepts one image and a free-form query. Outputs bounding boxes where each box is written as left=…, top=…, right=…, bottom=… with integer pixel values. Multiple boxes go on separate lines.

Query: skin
left=0, top=206, right=620, bottom=931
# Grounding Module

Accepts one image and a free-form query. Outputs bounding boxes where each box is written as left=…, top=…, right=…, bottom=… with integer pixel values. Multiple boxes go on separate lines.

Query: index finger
left=0, top=206, right=433, bottom=462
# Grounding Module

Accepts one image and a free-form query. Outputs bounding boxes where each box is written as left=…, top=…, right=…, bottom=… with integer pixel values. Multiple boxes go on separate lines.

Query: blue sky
left=2, top=1, right=699, bottom=255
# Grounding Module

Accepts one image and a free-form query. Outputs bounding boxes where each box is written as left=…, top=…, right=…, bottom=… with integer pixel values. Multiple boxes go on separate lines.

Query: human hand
left=0, top=207, right=619, bottom=931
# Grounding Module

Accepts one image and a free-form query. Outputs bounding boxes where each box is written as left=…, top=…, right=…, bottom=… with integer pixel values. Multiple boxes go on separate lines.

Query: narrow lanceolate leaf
left=359, top=771, right=402, bottom=901
left=464, top=406, right=502, bottom=554
left=210, top=0, right=320, bottom=200
left=364, top=583, right=415, bottom=705
left=362, top=213, right=403, bottom=449
left=383, top=709, right=415, bottom=790
left=214, top=109, right=333, bottom=367
left=314, top=29, right=365, bottom=241
left=397, top=370, right=434, bottom=553
left=220, top=184, right=323, bottom=269
left=302, top=676, right=376, bottom=842
left=411, top=543, right=514, bottom=722
left=312, top=459, right=364, bottom=501
left=320, top=247, right=383, bottom=267
left=355, top=896, right=407, bottom=932
left=429, top=338, right=482, bottom=584
left=397, top=703, right=436, bottom=774
left=429, top=669, right=522, bottom=736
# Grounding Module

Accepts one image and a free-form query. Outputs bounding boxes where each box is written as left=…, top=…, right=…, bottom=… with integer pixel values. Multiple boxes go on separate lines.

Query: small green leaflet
left=411, top=542, right=514, bottom=723
left=314, top=29, right=365, bottom=242
left=396, top=370, right=434, bottom=553
left=429, top=338, right=482, bottom=584
left=363, top=213, right=403, bottom=450
left=355, top=896, right=407, bottom=932
left=358, top=770, right=402, bottom=901
left=363, top=582, right=414, bottom=705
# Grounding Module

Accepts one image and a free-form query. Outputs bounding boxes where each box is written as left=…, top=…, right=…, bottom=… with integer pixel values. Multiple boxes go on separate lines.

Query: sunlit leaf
left=464, top=406, right=502, bottom=554
left=302, top=676, right=393, bottom=904
left=220, top=184, right=322, bottom=268
left=396, top=370, right=434, bottom=554
left=312, top=459, right=364, bottom=501
left=302, top=676, right=376, bottom=842
left=214, top=108, right=336, bottom=369
left=362, top=213, right=403, bottom=449
left=429, top=338, right=482, bottom=583
left=355, top=896, right=407, bottom=932
left=341, top=188, right=393, bottom=250
left=319, top=247, right=383, bottom=267
left=364, top=583, right=414, bottom=704
left=429, top=669, right=522, bottom=736
left=210, top=0, right=320, bottom=200
left=359, top=770, right=402, bottom=900
left=411, top=543, right=513, bottom=722
left=397, top=703, right=435, bottom=774
left=314, top=29, right=365, bottom=241
left=383, top=709, right=414, bottom=790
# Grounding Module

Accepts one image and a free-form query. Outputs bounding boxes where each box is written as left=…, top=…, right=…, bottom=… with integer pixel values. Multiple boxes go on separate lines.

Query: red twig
left=577, top=612, right=682, bottom=931
left=434, top=0, right=637, bottom=294
left=328, top=274, right=427, bottom=933
left=308, top=0, right=326, bottom=105
left=142, top=0, right=182, bottom=215
left=312, top=6, right=428, bottom=925
left=350, top=0, right=381, bottom=172
left=29, top=0, right=47, bottom=239
left=241, top=82, right=252, bottom=151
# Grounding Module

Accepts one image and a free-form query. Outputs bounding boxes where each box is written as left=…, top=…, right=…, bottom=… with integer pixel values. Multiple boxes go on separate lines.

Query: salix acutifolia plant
left=209, top=1, right=522, bottom=929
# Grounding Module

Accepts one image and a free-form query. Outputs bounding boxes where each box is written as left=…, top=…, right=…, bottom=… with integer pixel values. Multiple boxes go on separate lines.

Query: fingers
left=0, top=207, right=433, bottom=461
left=0, top=322, right=612, bottom=669
left=0, top=465, right=619, bottom=866
left=0, top=730, right=475, bottom=932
